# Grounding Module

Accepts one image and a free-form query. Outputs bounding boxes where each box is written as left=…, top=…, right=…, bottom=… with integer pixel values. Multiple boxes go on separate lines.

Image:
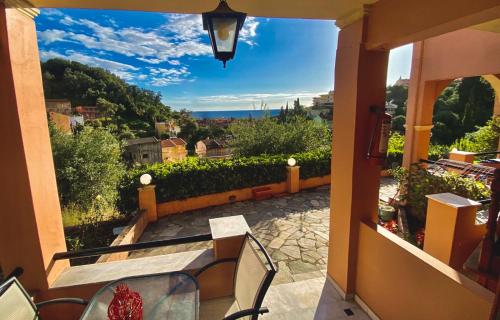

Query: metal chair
left=0, top=277, right=87, bottom=320
left=196, top=232, right=277, bottom=320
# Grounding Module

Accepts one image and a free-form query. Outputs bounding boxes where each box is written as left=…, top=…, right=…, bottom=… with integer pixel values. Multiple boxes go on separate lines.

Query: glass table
left=80, top=271, right=199, bottom=320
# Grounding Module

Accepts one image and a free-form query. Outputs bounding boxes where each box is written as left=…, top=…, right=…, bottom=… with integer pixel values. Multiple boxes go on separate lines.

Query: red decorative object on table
left=108, top=284, right=143, bottom=320
left=415, top=228, right=425, bottom=247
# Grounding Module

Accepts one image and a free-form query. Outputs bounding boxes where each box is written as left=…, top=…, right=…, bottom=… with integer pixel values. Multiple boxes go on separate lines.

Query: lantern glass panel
left=212, top=17, right=237, bottom=52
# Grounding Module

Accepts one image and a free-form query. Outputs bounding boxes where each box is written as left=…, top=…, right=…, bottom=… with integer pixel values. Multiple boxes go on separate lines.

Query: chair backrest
left=233, top=233, right=276, bottom=320
left=0, top=278, right=38, bottom=320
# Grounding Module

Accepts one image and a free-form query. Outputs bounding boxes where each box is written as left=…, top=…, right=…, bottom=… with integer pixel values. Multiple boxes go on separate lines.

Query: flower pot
left=379, top=205, right=396, bottom=222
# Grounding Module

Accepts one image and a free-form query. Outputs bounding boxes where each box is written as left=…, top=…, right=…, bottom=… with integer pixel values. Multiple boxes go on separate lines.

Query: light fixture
left=202, top=0, right=247, bottom=68
left=140, top=174, right=152, bottom=186
left=287, top=158, right=297, bottom=167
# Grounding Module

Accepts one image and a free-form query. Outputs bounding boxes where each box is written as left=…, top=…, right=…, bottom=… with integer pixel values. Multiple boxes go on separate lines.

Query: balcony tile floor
left=262, top=276, right=370, bottom=319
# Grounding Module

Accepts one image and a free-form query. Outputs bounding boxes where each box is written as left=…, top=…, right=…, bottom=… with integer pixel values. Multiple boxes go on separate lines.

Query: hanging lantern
left=202, top=0, right=247, bottom=68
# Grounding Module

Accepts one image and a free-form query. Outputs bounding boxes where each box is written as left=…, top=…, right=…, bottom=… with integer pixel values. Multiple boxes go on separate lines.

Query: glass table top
left=80, top=271, right=199, bottom=320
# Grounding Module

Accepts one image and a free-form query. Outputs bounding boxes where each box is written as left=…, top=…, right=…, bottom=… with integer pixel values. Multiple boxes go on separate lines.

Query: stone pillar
left=138, top=185, right=157, bottom=222
left=0, top=3, right=69, bottom=291
left=209, top=215, right=250, bottom=260
left=449, top=150, right=475, bottom=163
left=286, top=166, right=300, bottom=193
left=403, top=42, right=452, bottom=167
left=327, top=16, right=389, bottom=297
left=424, top=193, right=484, bottom=270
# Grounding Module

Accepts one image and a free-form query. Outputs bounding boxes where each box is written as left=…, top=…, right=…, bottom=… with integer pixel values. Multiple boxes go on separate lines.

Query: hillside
left=42, top=58, right=173, bottom=138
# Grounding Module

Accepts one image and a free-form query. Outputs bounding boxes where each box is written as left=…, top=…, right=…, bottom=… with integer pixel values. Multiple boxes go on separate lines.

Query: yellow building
left=155, top=120, right=181, bottom=137
left=161, top=138, right=188, bottom=162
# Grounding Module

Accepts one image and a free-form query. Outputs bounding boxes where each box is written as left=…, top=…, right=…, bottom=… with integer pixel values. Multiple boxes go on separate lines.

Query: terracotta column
left=0, top=3, right=69, bottom=291
left=402, top=42, right=451, bottom=168
left=138, top=185, right=158, bottom=222
left=286, top=165, right=300, bottom=193
left=327, top=16, right=389, bottom=296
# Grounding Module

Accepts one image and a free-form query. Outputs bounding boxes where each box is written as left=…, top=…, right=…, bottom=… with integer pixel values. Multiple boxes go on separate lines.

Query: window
left=142, top=154, right=149, bottom=159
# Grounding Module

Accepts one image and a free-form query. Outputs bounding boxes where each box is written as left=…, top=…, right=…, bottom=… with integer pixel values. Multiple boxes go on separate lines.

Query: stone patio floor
left=130, top=178, right=397, bottom=286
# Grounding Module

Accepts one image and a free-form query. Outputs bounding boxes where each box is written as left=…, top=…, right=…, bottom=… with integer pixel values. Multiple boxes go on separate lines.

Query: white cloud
left=198, top=91, right=321, bottom=103
left=60, top=16, right=76, bottom=26
left=39, top=50, right=65, bottom=61
left=38, top=29, right=68, bottom=44
left=163, top=14, right=205, bottom=40
left=41, top=9, right=64, bottom=16
left=240, top=17, right=259, bottom=46
left=37, top=13, right=261, bottom=86
left=148, top=66, right=191, bottom=86
left=39, top=13, right=259, bottom=65
left=40, top=49, right=139, bottom=81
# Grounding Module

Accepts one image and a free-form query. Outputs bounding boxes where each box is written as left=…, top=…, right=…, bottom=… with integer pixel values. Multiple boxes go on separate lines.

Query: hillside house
left=155, top=121, right=180, bottom=137
left=161, top=138, right=188, bottom=162
left=123, top=137, right=162, bottom=165
left=73, top=106, right=102, bottom=120
left=45, top=99, right=71, bottom=115
left=195, top=138, right=232, bottom=159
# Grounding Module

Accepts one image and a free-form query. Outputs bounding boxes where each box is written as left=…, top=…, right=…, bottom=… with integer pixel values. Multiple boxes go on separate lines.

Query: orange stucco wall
left=356, top=222, right=493, bottom=320
left=328, top=17, right=389, bottom=294
left=156, top=175, right=331, bottom=217
left=97, top=210, right=149, bottom=263
left=423, top=195, right=485, bottom=270
left=366, top=0, right=500, bottom=50
left=157, top=182, right=288, bottom=217
left=403, top=28, right=500, bottom=166
left=0, top=6, right=68, bottom=291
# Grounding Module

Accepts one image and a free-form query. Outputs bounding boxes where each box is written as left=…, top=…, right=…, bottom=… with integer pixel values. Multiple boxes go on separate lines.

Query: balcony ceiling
left=26, top=0, right=379, bottom=21
left=474, top=19, right=500, bottom=33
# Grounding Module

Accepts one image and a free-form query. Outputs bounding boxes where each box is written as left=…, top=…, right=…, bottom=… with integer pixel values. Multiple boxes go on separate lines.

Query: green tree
left=50, top=124, right=125, bottom=211
left=229, top=115, right=330, bottom=156
left=431, top=77, right=495, bottom=144
left=42, top=58, right=173, bottom=138
left=391, top=115, right=406, bottom=133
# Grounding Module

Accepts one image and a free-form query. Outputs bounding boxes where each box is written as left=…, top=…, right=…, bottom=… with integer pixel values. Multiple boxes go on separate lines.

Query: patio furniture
left=0, top=277, right=87, bottom=320
left=196, top=232, right=276, bottom=320
left=80, top=271, right=199, bottom=320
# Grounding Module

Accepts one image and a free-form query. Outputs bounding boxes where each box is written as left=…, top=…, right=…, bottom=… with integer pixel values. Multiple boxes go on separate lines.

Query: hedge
left=118, top=148, right=332, bottom=213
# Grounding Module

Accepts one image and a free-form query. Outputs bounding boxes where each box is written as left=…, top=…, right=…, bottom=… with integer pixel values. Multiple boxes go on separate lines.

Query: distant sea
left=190, top=109, right=280, bottom=119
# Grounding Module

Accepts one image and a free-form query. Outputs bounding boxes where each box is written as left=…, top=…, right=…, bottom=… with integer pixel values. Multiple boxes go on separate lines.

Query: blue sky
left=36, top=8, right=412, bottom=111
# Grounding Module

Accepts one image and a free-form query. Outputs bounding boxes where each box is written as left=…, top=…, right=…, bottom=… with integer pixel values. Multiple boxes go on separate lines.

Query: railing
left=53, top=233, right=213, bottom=261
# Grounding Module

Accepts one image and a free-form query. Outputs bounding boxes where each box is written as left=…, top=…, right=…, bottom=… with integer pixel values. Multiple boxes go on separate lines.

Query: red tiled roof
left=171, top=138, right=187, bottom=146
left=161, top=139, right=176, bottom=148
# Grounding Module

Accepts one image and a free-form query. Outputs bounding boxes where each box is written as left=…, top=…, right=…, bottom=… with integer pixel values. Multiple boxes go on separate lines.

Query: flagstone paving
left=130, top=178, right=397, bottom=285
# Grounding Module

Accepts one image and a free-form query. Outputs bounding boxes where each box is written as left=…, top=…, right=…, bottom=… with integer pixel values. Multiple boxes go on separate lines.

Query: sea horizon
left=189, top=109, right=281, bottom=119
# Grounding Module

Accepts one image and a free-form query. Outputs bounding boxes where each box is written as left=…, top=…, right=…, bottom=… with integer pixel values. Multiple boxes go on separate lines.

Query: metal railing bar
left=53, top=233, right=213, bottom=260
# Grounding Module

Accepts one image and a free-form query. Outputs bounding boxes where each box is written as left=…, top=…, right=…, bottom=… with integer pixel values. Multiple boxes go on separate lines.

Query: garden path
left=130, top=177, right=397, bottom=285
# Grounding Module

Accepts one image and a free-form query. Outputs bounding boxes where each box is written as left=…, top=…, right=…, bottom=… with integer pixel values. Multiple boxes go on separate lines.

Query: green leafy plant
left=228, top=115, right=330, bottom=157
left=397, top=165, right=490, bottom=222
left=451, top=116, right=500, bottom=160
left=50, top=123, right=125, bottom=212
left=118, top=149, right=332, bottom=213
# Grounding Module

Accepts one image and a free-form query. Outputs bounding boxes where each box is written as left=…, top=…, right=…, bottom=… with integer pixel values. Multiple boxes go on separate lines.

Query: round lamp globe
left=140, top=174, right=152, bottom=186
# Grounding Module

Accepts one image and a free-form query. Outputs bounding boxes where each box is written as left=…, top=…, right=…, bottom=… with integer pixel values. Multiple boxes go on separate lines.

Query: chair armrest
left=36, top=298, right=88, bottom=309
left=223, top=307, right=269, bottom=320
left=194, top=258, right=238, bottom=278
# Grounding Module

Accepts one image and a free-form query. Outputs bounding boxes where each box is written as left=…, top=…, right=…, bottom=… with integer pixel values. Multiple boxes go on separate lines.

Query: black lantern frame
left=202, top=0, right=247, bottom=68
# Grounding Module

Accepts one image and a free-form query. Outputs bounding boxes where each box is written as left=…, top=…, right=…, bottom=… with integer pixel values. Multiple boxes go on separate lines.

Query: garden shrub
left=118, top=149, right=332, bottom=213
left=398, top=165, right=490, bottom=222
left=386, top=132, right=450, bottom=169
left=292, top=148, right=331, bottom=179
left=451, top=116, right=500, bottom=160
